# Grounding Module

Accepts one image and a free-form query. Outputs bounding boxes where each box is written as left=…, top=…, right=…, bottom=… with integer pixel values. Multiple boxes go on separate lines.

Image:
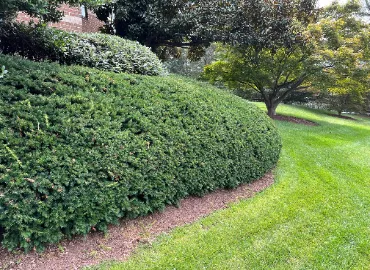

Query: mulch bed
left=326, top=113, right=357, bottom=121
left=272, top=114, right=318, bottom=126
left=0, top=172, right=274, bottom=270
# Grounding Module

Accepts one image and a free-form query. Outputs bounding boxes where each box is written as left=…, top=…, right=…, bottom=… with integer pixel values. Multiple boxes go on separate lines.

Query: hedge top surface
left=0, top=55, right=281, bottom=251
left=0, top=23, right=165, bottom=75
left=60, top=32, right=165, bottom=75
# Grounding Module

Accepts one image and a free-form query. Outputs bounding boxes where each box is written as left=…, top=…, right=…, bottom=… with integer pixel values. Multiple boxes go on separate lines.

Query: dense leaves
left=0, top=55, right=281, bottom=251
left=95, top=0, right=317, bottom=52
left=0, top=23, right=164, bottom=76
left=311, top=1, right=370, bottom=115
left=202, top=0, right=320, bottom=118
left=203, top=42, right=319, bottom=117
left=200, top=0, right=319, bottom=117
left=203, top=0, right=370, bottom=117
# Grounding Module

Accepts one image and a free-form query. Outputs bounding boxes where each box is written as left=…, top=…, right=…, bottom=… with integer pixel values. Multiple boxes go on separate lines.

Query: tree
left=95, top=0, right=317, bottom=52
left=324, top=78, right=366, bottom=115
left=164, top=45, right=217, bottom=78
left=202, top=0, right=319, bottom=117
left=203, top=40, right=319, bottom=117
left=312, top=0, right=370, bottom=115
left=95, top=0, right=213, bottom=50
left=0, top=0, right=110, bottom=23
left=204, top=0, right=370, bottom=117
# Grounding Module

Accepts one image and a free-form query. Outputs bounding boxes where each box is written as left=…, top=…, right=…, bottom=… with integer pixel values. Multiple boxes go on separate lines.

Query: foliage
left=323, top=78, right=366, bottom=115
left=364, top=91, right=370, bottom=114
left=90, top=104, right=370, bottom=270
left=283, top=89, right=317, bottom=105
left=0, top=22, right=61, bottom=61
left=0, top=0, right=111, bottom=22
left=201, top=0, right=319, bottom=118
left=163, top=45, right=217, bottom=79
left=60, top=33, right=165, bottom=75
left=0, top=23, right=165, bottom=76
left=0, top=54, right=281, bottom=251
left=203, top=37, right=319, bottom=117
left=203, top=1, right=370, bottom=117
left=95, top=0, right=317, bottom=51
left=311, top=0, right=370, bottom=115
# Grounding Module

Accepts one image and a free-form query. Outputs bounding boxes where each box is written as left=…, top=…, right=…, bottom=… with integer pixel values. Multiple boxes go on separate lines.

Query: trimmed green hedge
left=0, top=55, right=281, bottom=251
left=0, top=23, right=164, bottom=75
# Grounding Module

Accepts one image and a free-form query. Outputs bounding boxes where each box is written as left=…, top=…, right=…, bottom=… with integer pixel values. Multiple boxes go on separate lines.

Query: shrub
left=0, top=55, right=281, bottom=251
left=0, top=23, right=164, bottom=75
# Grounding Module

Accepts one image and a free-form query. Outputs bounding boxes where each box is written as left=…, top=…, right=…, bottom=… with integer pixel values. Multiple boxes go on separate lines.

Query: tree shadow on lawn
left=326, top=113, right=357, bottom=121
left=274, top=104, right=370, bottom=128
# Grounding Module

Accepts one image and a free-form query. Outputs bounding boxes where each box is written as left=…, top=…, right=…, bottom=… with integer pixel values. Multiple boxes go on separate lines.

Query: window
left=80, top=5, right=88, bottom=19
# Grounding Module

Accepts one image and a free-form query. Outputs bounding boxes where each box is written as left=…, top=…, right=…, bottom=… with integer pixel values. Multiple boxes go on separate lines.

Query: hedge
left=0, top=23, right=164, bottom=75
left=0, top=55, right=281, bottom=251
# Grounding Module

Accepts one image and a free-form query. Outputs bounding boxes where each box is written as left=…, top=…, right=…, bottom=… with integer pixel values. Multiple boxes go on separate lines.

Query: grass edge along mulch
left=0, top=172, right=274, bottom=270
left=92, top=104, right=370, bottom=270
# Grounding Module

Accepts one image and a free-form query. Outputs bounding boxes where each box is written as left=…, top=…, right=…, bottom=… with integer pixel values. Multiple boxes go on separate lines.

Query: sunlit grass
left=91, top=103, right=370, bottom=270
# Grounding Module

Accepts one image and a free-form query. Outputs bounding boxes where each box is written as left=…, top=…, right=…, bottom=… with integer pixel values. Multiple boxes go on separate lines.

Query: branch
left=158, top=40, right=209, bottom=48
left=273, top=50, right=294, bottom=90
left=276, top=75, right=308, bottom=103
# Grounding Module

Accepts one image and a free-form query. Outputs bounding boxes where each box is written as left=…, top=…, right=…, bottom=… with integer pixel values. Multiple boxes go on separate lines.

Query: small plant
left=89, top=250, right=99, bottom=259
left=57, top=244, right=65, bottom=253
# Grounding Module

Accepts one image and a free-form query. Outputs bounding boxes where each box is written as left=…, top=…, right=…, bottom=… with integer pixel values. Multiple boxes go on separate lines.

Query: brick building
left=16, top=4, right=104, bottom=33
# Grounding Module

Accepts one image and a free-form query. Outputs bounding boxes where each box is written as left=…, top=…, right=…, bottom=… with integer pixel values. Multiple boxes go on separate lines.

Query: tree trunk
left=266, top=102, right=278, bottom=118
left=338, top=110, right=342, bottom=116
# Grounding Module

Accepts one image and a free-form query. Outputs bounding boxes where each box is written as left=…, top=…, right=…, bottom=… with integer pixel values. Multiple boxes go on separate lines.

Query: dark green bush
left=0, top=55, right=281, bottom=251
left=0, top=23, right=164, bottom=75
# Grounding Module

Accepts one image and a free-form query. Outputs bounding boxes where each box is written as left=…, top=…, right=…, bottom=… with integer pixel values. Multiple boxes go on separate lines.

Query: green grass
left=91, top=104, right=370, bottom=270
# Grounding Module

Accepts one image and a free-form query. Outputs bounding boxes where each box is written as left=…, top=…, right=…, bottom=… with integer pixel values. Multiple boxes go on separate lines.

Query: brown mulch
left=326, top=113, right=357, bottom=121
left=0, top=172, right=274, bottom=270
left=272, top=114, right=318, bottom=126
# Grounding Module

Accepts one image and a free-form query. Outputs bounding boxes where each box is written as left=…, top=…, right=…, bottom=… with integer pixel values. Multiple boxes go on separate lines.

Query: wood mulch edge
left=272, top=114, right=318, bottom=126
left=0, top=172, right=275, bottom=270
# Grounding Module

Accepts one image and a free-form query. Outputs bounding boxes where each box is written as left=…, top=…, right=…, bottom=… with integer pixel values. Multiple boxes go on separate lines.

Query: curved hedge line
left=0, top=23, right=164, bottom=75
left=0, top=55, right=281, bottom=251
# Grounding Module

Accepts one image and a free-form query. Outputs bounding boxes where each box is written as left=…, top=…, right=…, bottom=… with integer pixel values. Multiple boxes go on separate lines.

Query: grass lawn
left=91, top=104, right=370, bottom=270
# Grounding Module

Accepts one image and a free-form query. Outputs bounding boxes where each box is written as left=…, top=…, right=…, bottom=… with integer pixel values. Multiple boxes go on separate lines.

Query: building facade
left=16, top=4, right=104, bottom=33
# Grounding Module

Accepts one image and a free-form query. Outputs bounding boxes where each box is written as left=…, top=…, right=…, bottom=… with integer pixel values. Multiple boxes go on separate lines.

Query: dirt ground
left=273, top=114, right=318, bottom=126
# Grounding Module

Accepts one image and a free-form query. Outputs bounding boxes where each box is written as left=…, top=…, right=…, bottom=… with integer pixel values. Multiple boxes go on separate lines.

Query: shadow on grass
left=271, top=104, right=370, bottom=129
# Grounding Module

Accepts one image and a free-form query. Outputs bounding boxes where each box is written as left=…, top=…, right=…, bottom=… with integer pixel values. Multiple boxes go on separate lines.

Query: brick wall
left=16, top=4, right=104, bottom=33
left=82, top=12, right=105, bottom=33
left=16, top=12, right=37, bottom=24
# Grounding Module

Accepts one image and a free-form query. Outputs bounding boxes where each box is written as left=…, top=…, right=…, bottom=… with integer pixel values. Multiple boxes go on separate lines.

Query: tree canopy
left=202, top=0, right=319, bottom=117
left=95, top=0, right=317, bottom=51
left=203, top=0, right=370, bottom=117
left=203, top=39, right=319, bottom=117
left=312, top=0, right=370, bottom=115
